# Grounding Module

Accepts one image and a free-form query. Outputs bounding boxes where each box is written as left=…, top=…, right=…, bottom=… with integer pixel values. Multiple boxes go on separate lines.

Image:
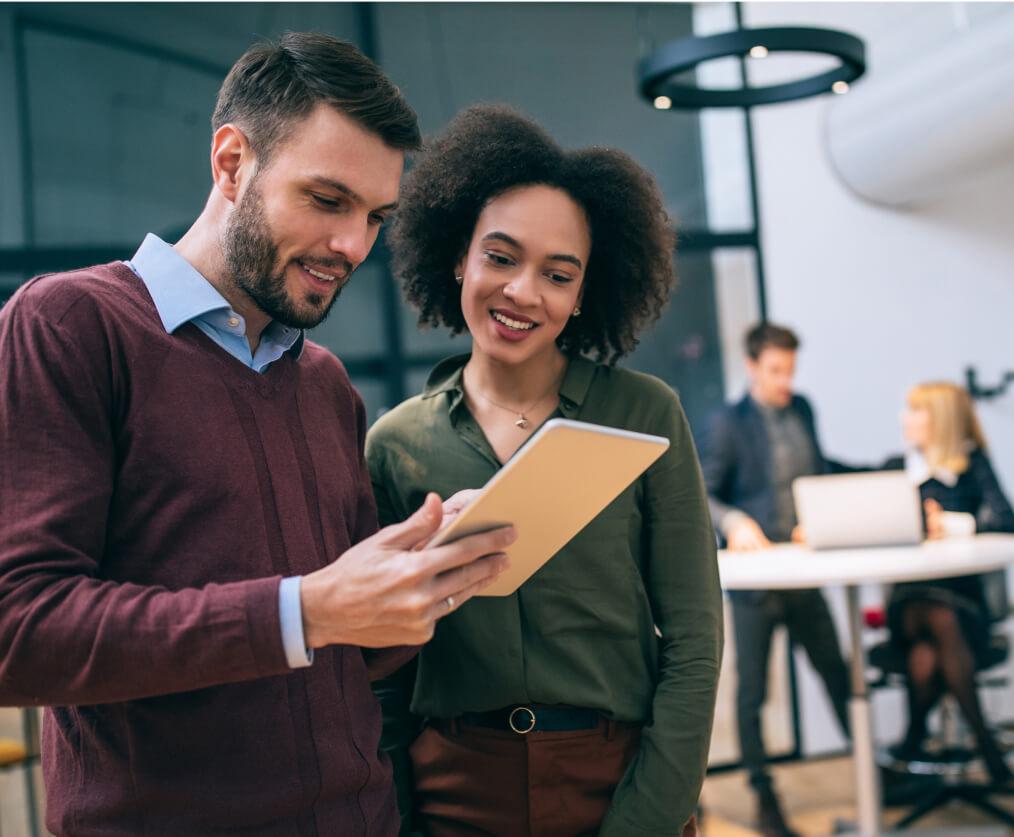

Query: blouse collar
left=905, top=448, right=959, bottom=488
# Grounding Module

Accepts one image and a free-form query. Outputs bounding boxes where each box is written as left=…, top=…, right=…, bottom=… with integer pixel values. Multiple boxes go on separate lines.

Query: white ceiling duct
left=825, top=11, right=1014, bottom=208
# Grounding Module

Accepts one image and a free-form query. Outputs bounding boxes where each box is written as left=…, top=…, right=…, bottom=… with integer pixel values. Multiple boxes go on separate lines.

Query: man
left=701, top=323, right=851, bottom=837
left=0, top=33, right=513, bottom=836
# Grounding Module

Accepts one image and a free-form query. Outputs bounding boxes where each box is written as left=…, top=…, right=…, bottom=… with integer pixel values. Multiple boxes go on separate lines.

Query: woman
left=885, top=382, right=1014, bottom=782
left=366, top=105, right=722, bottom=837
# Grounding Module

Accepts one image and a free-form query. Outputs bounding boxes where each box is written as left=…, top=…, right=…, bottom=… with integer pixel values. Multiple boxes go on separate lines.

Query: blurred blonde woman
left=885, top=382, right=1014, bottom=781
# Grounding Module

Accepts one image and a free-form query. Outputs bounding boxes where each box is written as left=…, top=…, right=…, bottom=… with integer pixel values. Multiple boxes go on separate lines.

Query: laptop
left=792, top=471, right=923, bottom=549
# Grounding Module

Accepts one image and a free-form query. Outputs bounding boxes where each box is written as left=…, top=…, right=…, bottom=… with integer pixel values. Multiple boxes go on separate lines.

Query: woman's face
left=456, top=184, right=590, bottom=367
left=902, top=402, right=932, bottom=448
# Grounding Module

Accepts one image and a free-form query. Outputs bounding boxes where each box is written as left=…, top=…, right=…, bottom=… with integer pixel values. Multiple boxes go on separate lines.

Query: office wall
left=1, top=3, right=366, bottom=246
left=740, top=1, right=1014, bottom=758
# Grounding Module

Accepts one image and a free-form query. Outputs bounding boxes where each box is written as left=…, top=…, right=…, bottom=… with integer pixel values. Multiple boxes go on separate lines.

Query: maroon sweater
left=0, top=264, right=399, bottom=835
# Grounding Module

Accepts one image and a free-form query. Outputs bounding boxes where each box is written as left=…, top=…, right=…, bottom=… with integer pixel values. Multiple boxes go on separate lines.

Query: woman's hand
left=924, top=498, right=945, bottom=539
left=441, top=489, right=481, bottom=521
left=790, top=525, right=807, bottom=545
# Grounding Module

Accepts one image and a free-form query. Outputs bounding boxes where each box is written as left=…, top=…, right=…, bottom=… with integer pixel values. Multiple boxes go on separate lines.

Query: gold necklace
left=467, top=369, right=563, bottom=430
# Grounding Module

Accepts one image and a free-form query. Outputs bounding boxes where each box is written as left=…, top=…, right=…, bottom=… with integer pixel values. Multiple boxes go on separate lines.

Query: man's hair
left=212, top=32, right=420, bottom=162
left=388, top=105, right=676, bottom=365
left=745, top=322, right=800, bottom=360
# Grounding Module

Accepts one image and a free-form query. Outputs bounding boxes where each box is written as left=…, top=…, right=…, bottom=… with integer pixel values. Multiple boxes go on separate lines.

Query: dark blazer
left=701, top=393, right=833, bottom=542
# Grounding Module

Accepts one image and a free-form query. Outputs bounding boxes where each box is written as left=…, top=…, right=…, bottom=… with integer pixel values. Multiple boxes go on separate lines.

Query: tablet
left=426, top=417, right=670, bottom=596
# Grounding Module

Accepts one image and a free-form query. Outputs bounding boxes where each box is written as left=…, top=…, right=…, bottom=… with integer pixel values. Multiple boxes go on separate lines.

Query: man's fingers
left=415, top=525, right=517, bottom=577
left=423, top=554, right=510, bottom=621
left=434, top=553, right=509, bottom=600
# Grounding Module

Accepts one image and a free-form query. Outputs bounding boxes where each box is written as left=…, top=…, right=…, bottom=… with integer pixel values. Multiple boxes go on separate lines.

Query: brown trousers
left=409, top=716, right=642, bottom=837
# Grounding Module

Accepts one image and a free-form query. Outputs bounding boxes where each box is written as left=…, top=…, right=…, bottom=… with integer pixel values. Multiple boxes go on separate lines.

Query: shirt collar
left=749, top=394, right=789, bottom=419
left=420, top=352, right=597, bottom=412
left=130, top=233, right=231, bottom=334
left=129, top=233, right=304, bottom=359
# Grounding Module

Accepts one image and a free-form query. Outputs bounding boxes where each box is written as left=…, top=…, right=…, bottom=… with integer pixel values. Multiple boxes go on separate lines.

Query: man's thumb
left=384, top=492, right=443, bottom=551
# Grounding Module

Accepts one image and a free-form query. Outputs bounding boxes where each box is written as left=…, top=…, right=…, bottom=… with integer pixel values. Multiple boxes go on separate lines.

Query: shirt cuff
left=719, top=508, right=750, bottom=537
left=279, top=576, right=314, bottom=669
left=941, top=511, right=976, bottom=538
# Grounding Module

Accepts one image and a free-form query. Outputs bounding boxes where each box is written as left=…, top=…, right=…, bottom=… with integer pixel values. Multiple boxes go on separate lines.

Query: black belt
left=458, top=706, right=601, bottom=734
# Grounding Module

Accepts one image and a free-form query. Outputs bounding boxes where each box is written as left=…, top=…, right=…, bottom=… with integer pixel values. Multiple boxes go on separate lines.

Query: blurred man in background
left=701, top=322, right=851, bottom=837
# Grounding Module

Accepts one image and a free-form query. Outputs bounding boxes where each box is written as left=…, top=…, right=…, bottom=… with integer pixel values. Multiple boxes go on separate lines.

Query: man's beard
left=222, top=177, right=352, bottom=330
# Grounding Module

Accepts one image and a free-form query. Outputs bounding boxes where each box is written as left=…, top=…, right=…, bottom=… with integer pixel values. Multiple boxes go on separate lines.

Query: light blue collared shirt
left=128, top=233, right=312, bottom=669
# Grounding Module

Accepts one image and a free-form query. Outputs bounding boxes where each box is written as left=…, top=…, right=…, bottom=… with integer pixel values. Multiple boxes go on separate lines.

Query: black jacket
left=701, top=393, right=833, bottom=541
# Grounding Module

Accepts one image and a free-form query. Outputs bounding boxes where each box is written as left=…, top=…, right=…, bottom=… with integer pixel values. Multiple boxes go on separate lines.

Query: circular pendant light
left=639, top=26, right=866, bottom=108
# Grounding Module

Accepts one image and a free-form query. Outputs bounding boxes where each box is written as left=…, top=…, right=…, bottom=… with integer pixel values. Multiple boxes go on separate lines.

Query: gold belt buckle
left=508, top=706, right=536, bottom=734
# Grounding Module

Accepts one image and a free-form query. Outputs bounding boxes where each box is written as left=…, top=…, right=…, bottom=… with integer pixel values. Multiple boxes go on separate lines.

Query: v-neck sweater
left=0, top=263, right=398, bottom=835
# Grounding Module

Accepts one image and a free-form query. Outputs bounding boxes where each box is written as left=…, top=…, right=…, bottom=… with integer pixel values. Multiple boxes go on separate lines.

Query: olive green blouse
left=366, top=353, right=723, bottom=836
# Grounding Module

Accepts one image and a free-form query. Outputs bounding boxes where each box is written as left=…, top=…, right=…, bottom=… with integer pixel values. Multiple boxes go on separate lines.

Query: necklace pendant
left=515, top=416, right=529, bottom=429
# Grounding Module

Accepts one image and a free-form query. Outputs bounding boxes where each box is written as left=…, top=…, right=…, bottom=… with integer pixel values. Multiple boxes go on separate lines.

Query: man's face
left=747, top=346, right=796, bottom=408
left=222, top=104, right=403, bottom=329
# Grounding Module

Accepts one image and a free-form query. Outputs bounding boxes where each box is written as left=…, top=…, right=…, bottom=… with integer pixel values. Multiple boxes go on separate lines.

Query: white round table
left=719, top=533, right=1014, bottom=837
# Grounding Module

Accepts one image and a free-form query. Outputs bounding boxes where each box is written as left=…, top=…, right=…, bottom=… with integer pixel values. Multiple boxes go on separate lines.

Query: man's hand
left=726, top=517, right=772, bottom=551
left=300, top=493, right=514, bottom=649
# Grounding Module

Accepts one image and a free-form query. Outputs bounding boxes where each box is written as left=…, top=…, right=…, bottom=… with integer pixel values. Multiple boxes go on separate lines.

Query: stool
left=0, top=739, right=26, bottom=766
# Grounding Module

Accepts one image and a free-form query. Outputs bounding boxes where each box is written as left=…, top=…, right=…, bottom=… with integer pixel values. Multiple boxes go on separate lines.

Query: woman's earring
left=572, top=306, right=581, bottom=317
left=455, top=274, right=463, bottom=285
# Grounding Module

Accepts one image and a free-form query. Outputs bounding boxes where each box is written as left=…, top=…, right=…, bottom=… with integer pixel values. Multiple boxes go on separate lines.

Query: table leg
left=846, top=585, right=881, bottom=837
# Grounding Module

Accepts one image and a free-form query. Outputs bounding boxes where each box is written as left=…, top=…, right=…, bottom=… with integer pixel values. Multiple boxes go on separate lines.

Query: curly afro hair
left=387, top=105, right=676, bottom=364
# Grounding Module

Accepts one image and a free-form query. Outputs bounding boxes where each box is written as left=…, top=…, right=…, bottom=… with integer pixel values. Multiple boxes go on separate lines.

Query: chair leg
left=21, top=708, right=40, bottom=837
left=983, top=781, right=1014, bottom=795
left=892, top=784, right=953, bottom=830
left=893, top=782, right=1014, bottom=831
left=22, top=761, right=39, bottom=837
left=962, top=787, right=1014, bottom=828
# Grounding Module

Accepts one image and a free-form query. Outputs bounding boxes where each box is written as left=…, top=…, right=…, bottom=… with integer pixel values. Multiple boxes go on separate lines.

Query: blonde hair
left=907, top=382, right=987, bottom=474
